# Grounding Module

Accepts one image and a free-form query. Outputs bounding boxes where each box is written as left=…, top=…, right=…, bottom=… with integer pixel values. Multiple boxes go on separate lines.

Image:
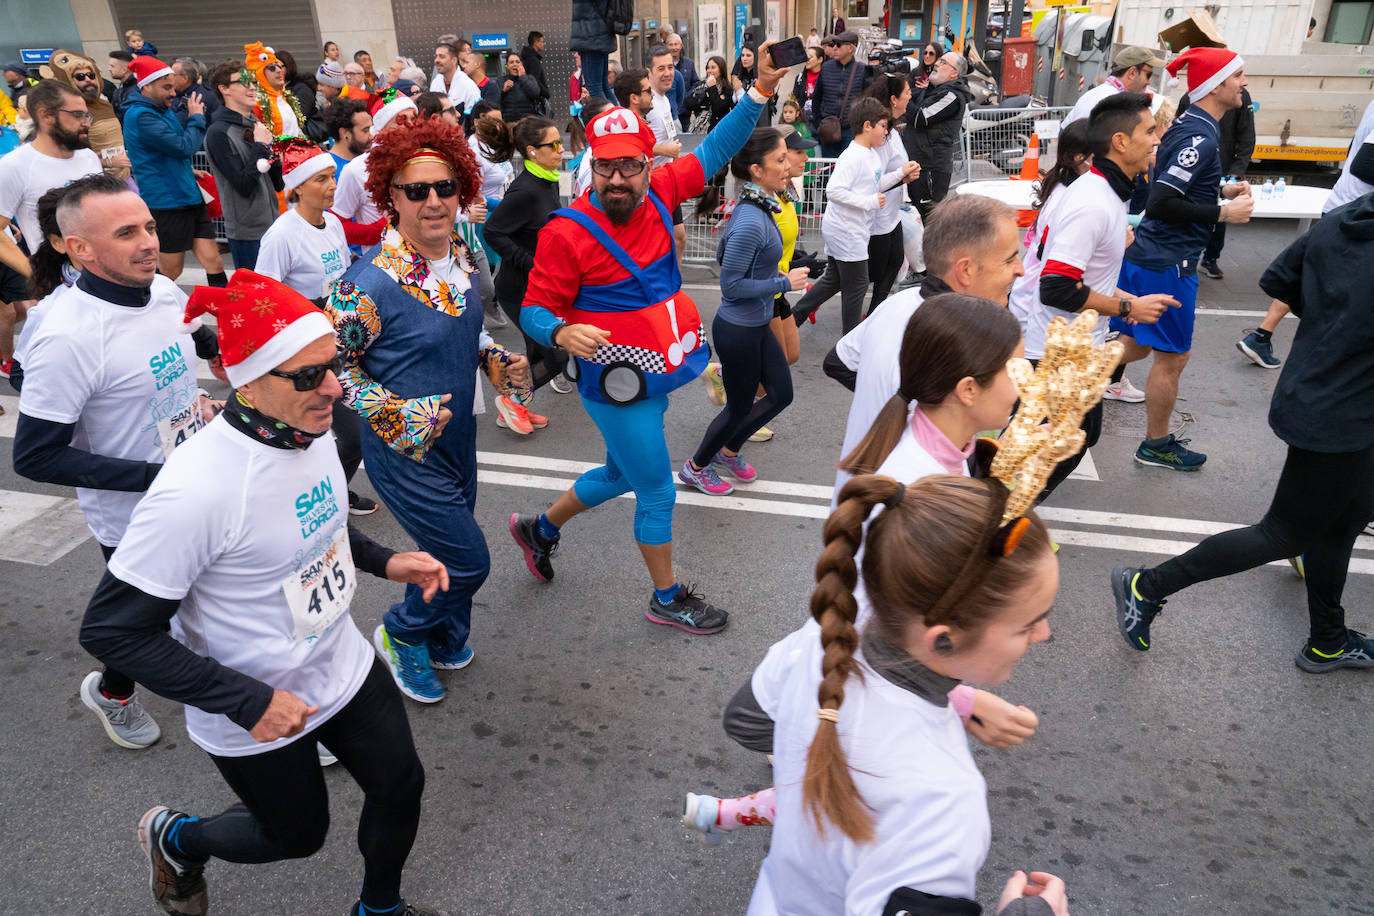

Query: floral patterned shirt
left=326, top=227, right=524, bottom=462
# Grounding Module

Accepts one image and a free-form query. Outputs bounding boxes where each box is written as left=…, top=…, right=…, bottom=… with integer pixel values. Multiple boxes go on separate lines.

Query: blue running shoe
left=1295, top=628, right=1374, bottom=674
left=429, top=641, right=474, bottom=670
left=1236, top=330, right=1282, bottom=369
left=1134, top=435, right=1206, bottom=471
left=1112, top=566, right=1166, bottom=651
left=373, top=625, right=444, bottom=703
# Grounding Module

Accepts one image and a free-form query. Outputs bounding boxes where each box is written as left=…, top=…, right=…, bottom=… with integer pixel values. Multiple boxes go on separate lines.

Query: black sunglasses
left=392, top=179, right=459, bottom=201
left=72, top=72, right=98, bottom=81
left=590, top=157, right=648, bottom=178
left=267, top=355, right=344, bottom=391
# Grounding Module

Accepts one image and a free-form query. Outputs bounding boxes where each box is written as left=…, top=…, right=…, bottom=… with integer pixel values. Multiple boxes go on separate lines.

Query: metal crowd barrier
left=959, top=105, right=1074, bottom=184
left=192, top=151, right=230, bottom=245
left=679, top=157, right=838, bottom=265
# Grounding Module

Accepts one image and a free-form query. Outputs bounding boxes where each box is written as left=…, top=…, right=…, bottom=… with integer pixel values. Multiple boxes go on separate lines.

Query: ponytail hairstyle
left=804, top=473, right=1051, bottom=843
left=1032, top=117, right=1091, bottom=217
left=28, top=184, right=74, bottom=300
left=476, top=114, right=556, bottom=164
left=860, top=72, right=910, bottom=122
left=841, top=293, right=1022, bottom=476
left=729, top=126, right=783, bottom=182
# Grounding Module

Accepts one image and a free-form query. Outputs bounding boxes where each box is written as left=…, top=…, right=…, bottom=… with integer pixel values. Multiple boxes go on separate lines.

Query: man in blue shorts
left=1112, top=46, right=1253, bottom=471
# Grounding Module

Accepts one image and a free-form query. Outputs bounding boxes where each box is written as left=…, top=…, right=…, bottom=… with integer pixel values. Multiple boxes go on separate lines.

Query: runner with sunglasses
left=508, top=42, right=792, bottom=635
left=79, top=269, right=451, bottom=916
left=13, top=173, right=220, bottom=750
left=326, top=114, right=531, bottom=703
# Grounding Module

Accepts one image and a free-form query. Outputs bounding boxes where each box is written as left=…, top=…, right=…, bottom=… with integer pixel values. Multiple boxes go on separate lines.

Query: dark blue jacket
left=122, top=89, right=206, bottom=210
left=808, top=58, right=868, bottom=135
left=171, top=84, right=218, bottom=128
left=571, top=0, right=617, bottom=54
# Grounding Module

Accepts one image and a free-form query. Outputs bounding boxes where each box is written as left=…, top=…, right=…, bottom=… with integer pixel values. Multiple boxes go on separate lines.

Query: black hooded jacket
left=902, top=76, right=973, bottom=171
left=1260, top=192, right=1374, bottom=452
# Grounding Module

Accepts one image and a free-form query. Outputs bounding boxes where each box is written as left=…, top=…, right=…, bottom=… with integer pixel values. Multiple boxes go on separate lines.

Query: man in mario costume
left=508, top=41, right=793, bottom=636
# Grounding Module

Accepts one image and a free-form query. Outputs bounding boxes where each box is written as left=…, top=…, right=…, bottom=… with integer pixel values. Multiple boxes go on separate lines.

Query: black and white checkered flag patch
left=590, top=343, right=667, bottom=374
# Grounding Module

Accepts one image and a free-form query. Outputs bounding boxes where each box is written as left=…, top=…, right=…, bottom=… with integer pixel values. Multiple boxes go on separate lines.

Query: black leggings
left=172, top=658, right=425, bottom=911
left=1138, top=443, right=1374, bottom=647
left=867, top=224, right=905, bottom=311
left=96, top=543, right=139, bottom=697
left=791, top=257, right=869, bottom=334
left=692, top=315, right=794, bottom=467
left=499, top=295, right=568, bottom=391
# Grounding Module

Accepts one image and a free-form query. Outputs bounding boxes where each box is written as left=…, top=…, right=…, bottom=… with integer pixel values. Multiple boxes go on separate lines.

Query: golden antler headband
left=991, top=310, right=1124, bottom=524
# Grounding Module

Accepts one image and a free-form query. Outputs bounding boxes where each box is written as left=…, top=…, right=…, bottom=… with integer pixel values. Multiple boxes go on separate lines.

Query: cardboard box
left=1158, top=10, right=1227, bottom=50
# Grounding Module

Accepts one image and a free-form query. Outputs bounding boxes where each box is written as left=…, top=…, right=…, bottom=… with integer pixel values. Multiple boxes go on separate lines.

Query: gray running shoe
left=81, top=670, right=161, bottom=748
left=138, top=806, right=209, bottom=915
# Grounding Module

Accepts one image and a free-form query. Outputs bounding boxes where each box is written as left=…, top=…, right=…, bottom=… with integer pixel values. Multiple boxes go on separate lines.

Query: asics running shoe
left=1134, top=435, right=1206, bottom=471
left=1295, top=628, right=1374, bottom=674
left=1111, top=566, right=1166, bottom=651
left=678, top=460, right=734, bottom=496
left=647, top=584, right=729, bottom=635
left=710, top=450, right=757, bottom=483
left=509, top=513, right=558, bottom=582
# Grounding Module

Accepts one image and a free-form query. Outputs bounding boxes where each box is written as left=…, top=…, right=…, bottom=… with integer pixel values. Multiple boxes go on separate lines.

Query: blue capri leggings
left=574, top=395, right=677, bottom=546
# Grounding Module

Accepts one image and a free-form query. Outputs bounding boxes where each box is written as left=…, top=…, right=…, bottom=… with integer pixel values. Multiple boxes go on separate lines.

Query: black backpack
left=600, top=0, right=634, bottom=35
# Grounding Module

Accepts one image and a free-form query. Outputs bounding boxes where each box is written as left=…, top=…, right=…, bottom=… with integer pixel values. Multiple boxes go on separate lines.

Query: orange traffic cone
left=1019, top=133, right=1040, bottom=181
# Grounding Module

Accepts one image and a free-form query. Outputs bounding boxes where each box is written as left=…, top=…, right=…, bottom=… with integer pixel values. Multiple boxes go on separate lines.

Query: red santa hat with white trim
left=127, top=55, right=173, bottom=88
left=1166, top=47, right=1244, bottom=101
left=368, top=88, right=417, bottom=133
left=183, top=270, right=335, bottom=387
left=273, top=137, right=337, bottom=191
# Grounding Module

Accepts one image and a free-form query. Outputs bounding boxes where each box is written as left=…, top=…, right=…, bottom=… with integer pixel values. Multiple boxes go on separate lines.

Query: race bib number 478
left=282, top=525, right=357, bottom=646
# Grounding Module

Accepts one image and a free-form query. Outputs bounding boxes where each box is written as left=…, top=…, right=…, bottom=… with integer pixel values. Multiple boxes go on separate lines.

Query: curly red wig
left=364, top=117, right=482, bottom=223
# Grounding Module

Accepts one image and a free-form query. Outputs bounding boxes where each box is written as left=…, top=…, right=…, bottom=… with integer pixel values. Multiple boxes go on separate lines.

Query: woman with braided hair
left=725, top=473, right=1066, bottom=915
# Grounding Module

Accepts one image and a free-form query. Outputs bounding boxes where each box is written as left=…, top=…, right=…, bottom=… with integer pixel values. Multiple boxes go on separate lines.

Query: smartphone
left=769, top=36, right=809, bottom=69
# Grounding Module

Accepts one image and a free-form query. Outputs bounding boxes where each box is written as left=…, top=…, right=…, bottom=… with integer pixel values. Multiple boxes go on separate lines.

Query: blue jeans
left=227, top=238, right=260, bottom=270
left=573, top=395, right=677, bottom=546
left=581, top=51, right=611, bottom=103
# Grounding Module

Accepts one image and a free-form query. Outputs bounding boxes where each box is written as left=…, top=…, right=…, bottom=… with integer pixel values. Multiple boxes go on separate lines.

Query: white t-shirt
left=272, top=93, right=301, bottom=138
left=648, top=92, right=679, bottom=170
left=0, top=144, right=102, bottom=252
left=431, top=69, right=480, bottom=113
left=872, top=127, right=909, bottom=235
left=822, top=143, right=887, bottom=262
left=469, top=134, right=514, bottom=201
left=256, top=209, right=351, bottom=300
left=832, top=287, right=925, bottom=499
left=574, top=154, right=594, bottom=199
left=1007, top=184, right=1069, bottom=332
left=333, top=151, right=380, bottom=223
left=1324, top=99, right=1374, bottom=214
left=1062, top=80, right=1120, bottom=127
left=12, top=263, right=80, bottom=364
left=747, top=624, right=990, bottom=916
left=108, top=418, right=373, bottom=757
left=18, top=276, right=202, bottom=546
left=1018, top=168, right=1126, bottom=359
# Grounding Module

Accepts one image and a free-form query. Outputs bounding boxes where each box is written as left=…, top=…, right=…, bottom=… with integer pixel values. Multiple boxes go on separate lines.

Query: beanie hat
left=316, top=59, right=345, bottom=88
left=183, top=269, right=335, bottom=387
left=586, top=107, right=657, bottom=161
left=368, top=88, right=417, bottom=133
left=274, top=137, right=337, bottom=192
left=128, top=55, right=173, bottom=88
left=1166, top=47, right=1243, bottom=101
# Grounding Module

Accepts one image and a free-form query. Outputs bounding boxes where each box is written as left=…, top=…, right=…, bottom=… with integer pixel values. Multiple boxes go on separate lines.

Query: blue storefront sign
left=471, top=33, right=509, bottom=51
left=20, top=49, right=54, bottom=65
left=734, top=4, right=748, bottom=51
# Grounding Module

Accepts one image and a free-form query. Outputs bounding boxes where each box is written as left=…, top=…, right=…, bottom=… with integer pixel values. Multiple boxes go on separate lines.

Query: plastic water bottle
left=1274, top=177, right=1286, bottom=199
left=1261, top=179, right=1274, bottom=200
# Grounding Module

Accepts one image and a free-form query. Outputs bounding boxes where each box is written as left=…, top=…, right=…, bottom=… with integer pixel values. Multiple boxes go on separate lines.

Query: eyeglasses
left=590, top=157, right=648, bottom=178
left=267, top=355, right=344, bottom=391
left=71, top=72, right=97, bottom=82
left=392, top=178, right=459, bottom=201
left=534, top=139, right=564, bottom=151
left=59, top=109, right=94, bottom=124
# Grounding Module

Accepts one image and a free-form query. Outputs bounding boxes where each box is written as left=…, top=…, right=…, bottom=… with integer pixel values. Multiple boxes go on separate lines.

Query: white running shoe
left=1103, top=377, right=1145, bottom=403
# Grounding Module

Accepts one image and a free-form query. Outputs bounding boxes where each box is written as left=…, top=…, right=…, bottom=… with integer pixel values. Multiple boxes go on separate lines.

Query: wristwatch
left=1118, top=298, right=1132, bottom=318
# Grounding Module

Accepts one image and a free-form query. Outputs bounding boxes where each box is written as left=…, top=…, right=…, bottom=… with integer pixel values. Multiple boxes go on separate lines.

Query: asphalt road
left=2, top=219, right=1371, bottom=915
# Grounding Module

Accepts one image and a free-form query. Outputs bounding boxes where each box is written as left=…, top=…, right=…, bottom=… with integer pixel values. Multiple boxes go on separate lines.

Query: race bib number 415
left=156, top=400, right=206, bottom=457
left=282, top=525, right=357, bottom=646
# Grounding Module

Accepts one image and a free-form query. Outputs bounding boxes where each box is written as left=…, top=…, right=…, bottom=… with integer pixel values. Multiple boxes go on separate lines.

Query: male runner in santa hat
left=1110, top=45, right=1253, bottom=472
left=81, top=269, right=451, bottom=916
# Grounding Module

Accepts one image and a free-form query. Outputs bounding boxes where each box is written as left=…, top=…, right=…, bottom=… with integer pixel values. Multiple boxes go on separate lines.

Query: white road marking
left=0, top=490, right=93, bottom=566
